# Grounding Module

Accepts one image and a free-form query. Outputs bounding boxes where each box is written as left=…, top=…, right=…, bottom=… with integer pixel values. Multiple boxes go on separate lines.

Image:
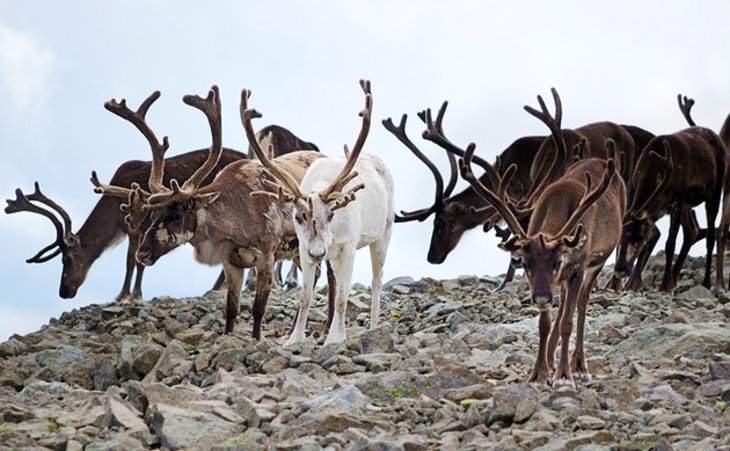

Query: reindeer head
left=91, top=87, right=223, bottom=267
left=459, top=139, right=616, bottom=307
left=5, top=182, right=89, bottom=298
left=242, top=80, right=372, bottom=264
left=383, top=101, right=500, bottom=264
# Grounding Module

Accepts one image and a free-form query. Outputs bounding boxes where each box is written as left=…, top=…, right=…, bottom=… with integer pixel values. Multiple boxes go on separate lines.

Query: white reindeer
left=241, top=80, right=394, bottom=346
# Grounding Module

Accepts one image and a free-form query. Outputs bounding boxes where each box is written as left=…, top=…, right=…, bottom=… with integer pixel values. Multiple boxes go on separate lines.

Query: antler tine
left=556, top=140, right=617, bottom=238
left=329, top=183, right=366, bottom=213
left=459, top=143, right=527, bottom=238
left=320, top=79, right=373, bottom=200
left=27, top=181, right=73, bottom=238
left=383, top=114, right=444, bottom=222
left=90, top=171, right=134, bottom=198
left=105, top=91, right=170, bottom=193
left=677, top=94, right=696, bottom=127
left=179, top=85, right=223, bottom=192
left=240, top=88, right=304, bottom=200
left=5, top=187, right=67, bottom=257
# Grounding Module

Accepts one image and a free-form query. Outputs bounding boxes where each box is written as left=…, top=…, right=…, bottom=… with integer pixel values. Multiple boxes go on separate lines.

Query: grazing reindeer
left=6, top=138, right=244, bottom=301
left=615, top=124, right=726, bottom=292
left=384, top=100, right=542, bottom=290
left=243, top=80, right=394, bottom=346
left=461, top=140, right=625, bottom=386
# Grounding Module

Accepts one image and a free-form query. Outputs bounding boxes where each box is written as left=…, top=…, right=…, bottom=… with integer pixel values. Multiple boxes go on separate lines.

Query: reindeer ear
left=193, top=192, right=220, bottom=210
left=498, top=234, right=523, bottom=253
left=562, top=223, right=585, bottom=248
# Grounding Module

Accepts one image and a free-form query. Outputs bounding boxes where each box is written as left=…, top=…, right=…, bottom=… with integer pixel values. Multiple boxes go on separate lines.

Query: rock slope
left=1, top=254, right=729, bottom=450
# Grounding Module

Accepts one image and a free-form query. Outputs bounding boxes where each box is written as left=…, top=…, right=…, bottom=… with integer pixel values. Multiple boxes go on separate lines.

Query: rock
left=148, top=403, right=243, bottom=450
left=489, top=384, right=540, bottom=425
left=352, top=353, right=402, bottom=372
left=132, top=342, right=164, bottom=377
left=710, top=361, right=730, bottom=379
left=612, top=323, right=730, bottom=360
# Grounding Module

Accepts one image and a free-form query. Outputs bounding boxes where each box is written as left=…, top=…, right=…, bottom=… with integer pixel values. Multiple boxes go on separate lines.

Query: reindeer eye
left=295, top=211, right=306, bottom=224
left=328, top=211, right=334, bottom=221
left=170, top=212, right=183, bottom=224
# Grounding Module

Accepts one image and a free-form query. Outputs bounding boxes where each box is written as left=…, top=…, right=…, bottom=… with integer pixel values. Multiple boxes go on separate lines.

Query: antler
left=555, top=139, right=617, bottom=239
left=677, top=94, right=696, bottom=127
left=241, top=89, right=306, bottom=203
left=5, top=183, right=69, bottom=263
left=459, top=143, right=527, bottom=238
left=419, top=101, right=497, bottom=179
left=104, top=91, right=170, bottom=193
left=522, top=88, right=568, bottom=207
left=319, top=79, right=373, bottom=202
left=146, top=86, right=223, bottom=209
left=382, top=114, right=445, bottom=222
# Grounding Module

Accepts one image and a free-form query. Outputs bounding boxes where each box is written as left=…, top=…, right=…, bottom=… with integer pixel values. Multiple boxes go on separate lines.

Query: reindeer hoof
left=573, top=371, right=592, bottom=383
left=551, top=377, right=576, bottom=390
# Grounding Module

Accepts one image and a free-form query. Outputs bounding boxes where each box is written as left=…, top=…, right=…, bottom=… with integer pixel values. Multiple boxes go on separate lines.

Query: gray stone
left=148, top=403, right=244, bottom=450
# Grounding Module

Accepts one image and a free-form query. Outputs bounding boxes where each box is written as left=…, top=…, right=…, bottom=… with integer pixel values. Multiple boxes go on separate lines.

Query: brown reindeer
left=385, top=101, right=543, bottom=290
left=615, top=127, right=726, bottom=292
left=461, top=140, right=625, bottom=386
left=109, top=87, right=326, bottom=338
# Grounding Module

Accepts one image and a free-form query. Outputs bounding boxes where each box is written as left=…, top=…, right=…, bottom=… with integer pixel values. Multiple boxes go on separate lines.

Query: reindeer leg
left=222, top=262, right=244, bottom=335
left=115, top=232, right=139, bottom=302
left=325, top=248, right=356, bottom=345
left=572, top=267, right=600, bottom=383
left=546, top=289, right=565, bottom=371
left=714, top=209, right=730, bottom=294
left=251, top=255, right=274, bottom=340
left=527, top=306, right=551, bottom=385
left=284, top=260, right=317, bottom=347
left=325, top=261, right=336, bottom=333
left=274, top=261, right=284, bottom=289
left=626, top=225, right=660, bottom=292
left=130, top=263, right=145, bottom=300
left=285, top=262, right=299, bottom=290
left=368, top=234, right=390, bottom=329
left=552, top=272, right=583, bottom=388
left=211, top=269, right=226, bottom=291
left=245, top=267, right=257, bottom=291
left=494, top=260, right=516, bottom=292
left=703, top=195, right=720, bottom=290
left=659, top=210, right=681, bottom=292
left=671, top=209, right=699, bottom=289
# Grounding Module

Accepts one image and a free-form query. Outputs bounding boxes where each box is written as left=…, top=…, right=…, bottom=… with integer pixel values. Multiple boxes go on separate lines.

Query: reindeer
left=6, top=145, right=244, bottom=301
left=670, top=94, right=730, bottom=294
left=244, top=125, right=320, bottom=291
left=615, top=124, right=726, bottom=292
left=243, top=80, right=394, bottom=346
left=92, top=86, right=326, bottom=338
left=384, top=101, right=543, bottom=290
left=461, top=138, right=625, bottom=386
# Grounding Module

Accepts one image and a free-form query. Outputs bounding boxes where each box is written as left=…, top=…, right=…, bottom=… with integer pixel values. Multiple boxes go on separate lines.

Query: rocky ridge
left=1, top=253, right=729, bottom=450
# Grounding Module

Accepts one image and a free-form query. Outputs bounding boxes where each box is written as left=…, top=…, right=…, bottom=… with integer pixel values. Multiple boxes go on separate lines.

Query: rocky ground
left=1, top=253, right=730, bottom=450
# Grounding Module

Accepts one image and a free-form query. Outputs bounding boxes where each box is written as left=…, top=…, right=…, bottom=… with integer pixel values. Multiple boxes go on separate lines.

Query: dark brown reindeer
left=117, top=87, right=325, bottom=338
left=674, top=94, right=730, bottom=294
left=521, top=89, right=635, bottom=207
left=461, top=140, right=625, bottom=386
left=615, top=126, right=726, bottom=292
left=384, top=101, right=543, bottom=289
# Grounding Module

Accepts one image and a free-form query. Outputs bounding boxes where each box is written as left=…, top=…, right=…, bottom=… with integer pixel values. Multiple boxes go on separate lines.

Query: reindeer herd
left=6, top=80, right=730, bottom=387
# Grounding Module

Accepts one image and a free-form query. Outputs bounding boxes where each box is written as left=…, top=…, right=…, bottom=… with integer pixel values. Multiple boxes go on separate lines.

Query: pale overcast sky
left=1, top=1, right=729, bottom=340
